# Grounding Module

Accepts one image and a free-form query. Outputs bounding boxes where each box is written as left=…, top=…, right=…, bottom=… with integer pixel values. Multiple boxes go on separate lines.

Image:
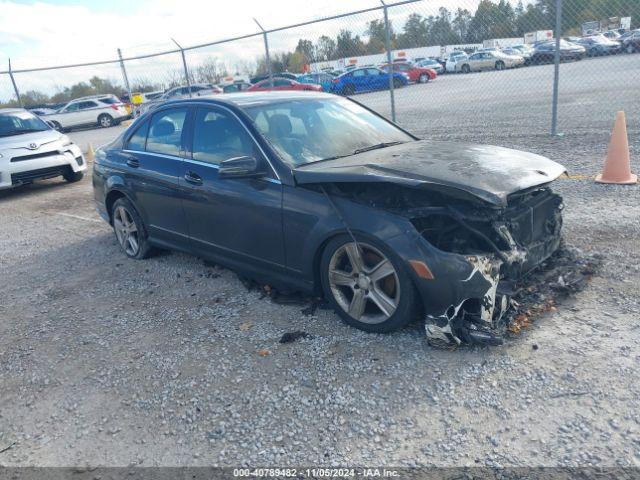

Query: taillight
left=110, top=104, right=120, bottom=111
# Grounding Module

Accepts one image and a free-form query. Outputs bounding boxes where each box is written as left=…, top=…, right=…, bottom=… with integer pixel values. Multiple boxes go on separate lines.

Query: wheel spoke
left=368, top=259, right=395, bottom=283
left=127, top=234, right=138, bottom=254
left=329, top=269, right=354, bottom=287
left=348, top=288, right=367, bottom=320
left=344, top=243, right=364, bottom=274
left=369, top=288, right=397, bottom=318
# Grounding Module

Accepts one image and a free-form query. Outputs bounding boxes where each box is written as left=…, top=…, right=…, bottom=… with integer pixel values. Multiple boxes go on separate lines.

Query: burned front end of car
left=407, top=186, right=563, bottom=346
left=329, top=181, right=564, bottom=347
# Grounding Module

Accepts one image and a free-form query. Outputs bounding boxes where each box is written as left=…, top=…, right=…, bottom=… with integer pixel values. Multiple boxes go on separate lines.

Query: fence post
left=171, top=38, right=192, bottom=97
left=254, top=19, right=274, bottom=88
left=551, top=0, right=562, bottom=136
left=381, top=1, right=396, bottom=123
left=117, top=48, right=133, bottom=112
left=8, top=59, right=22, bottom=107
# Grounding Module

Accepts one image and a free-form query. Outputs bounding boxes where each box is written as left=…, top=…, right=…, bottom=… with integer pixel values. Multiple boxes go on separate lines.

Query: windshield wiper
left=312, top=141, right=405, bottom=164
left=352, top=141, right=404, bottom=155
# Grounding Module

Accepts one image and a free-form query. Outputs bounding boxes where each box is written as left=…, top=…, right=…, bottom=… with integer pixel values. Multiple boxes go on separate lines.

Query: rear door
left=351, top=69, right=368, bottom=91
left=58, top=103, right=82, bottom=127
left=180, top=105, right=285, bottom=269
left=121, top=107, right=191, bottom=247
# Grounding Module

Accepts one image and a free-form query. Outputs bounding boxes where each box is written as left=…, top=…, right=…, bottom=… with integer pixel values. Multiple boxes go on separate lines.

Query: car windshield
left=245, top=97, right=413, bottom=167
left=0, top=110, right=50, bottom=137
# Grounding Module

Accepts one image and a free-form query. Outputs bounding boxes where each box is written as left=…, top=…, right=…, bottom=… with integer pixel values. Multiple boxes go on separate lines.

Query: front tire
left=393, top=78, right=403, bottom=89
left=495, top=60, right=505, bottom=70
left=627, top=44, right=636, bottom=54
left=461, top=64, right=471, bottom=73
left=98, top=113, right=114, bottom=128
left=418, top=73, right=429, bottom=83
left=111, top=198, right=152, bottom=259
left=320, top=235, right=419, bottom=333
left=63, top=171, right=83, bottom=183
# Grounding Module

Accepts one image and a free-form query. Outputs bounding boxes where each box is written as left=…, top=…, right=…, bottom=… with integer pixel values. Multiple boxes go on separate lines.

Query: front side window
left=246, top=97, right=413, bottom=167
left=63, top=103, right=80, bottom=112
left=192, top=108, right=256, bottom=165
left=366, top=69, right=381, bottom=76
left=146, top=108, right=188, bottom=156
left=274, top=79, right=291, bottom=87
left=352, top=69, right=366, bottom=77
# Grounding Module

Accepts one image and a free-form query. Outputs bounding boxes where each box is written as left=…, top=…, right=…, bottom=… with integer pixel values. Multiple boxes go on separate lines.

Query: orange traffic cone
left=86, top=143, right=95, bottom=163
left=596, top=111, right=637, bottom=184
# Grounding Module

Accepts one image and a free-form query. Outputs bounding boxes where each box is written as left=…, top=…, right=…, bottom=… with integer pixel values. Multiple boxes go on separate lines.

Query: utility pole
left=171, top=38, right=192, bottom=97
left=254, top=18, right=274, bottom=89
left=117, top=48, right=133, bottom=112
left=8, top=59, right=22, bottom=107
left=551, top=0, right=563, bottom=136
left=381, top=0, right=396, bottom=122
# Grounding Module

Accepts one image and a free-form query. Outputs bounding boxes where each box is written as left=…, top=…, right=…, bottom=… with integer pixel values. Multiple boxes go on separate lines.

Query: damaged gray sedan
left=93, top=92, right=565, bottom=347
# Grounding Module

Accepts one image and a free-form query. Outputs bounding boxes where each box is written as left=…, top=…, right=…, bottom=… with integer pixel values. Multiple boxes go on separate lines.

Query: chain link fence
left=1, top=0, right=638, bottom=144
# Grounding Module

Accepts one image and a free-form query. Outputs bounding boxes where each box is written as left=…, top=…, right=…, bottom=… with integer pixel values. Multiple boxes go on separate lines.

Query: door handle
left=126, top=158, right=139, bottom=168
left=184, top=171, right=203, bottom=185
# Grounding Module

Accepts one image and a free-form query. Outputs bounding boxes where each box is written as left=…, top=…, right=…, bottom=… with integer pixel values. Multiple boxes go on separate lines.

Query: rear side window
left=78, top=101, right=98, bottom=110
left=146, top=108, right=188, bottom=156
left=99, top=97, right=119, bottom=105
left=126, top=120, right=149, bottom=152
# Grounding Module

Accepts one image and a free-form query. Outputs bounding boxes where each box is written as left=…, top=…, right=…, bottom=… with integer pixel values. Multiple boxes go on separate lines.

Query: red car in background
left=247, top=77, right=323, bottom=92
left=380, top=62, right=437, bottom=83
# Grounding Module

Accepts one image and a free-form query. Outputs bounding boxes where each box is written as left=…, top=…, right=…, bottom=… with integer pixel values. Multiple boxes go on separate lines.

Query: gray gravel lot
left=1, top=54, right=639, bottom=468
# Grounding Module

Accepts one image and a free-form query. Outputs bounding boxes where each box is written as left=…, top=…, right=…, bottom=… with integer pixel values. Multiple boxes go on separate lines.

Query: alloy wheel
left=328, top=241, right=400, bottom=324
left=113, top=206, right=139, bottom=256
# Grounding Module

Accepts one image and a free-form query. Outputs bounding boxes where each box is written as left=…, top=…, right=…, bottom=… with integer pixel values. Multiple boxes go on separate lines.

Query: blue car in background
left=297, top=72, right=334, bottom=92
left=330, top=67, right=408, bottom=95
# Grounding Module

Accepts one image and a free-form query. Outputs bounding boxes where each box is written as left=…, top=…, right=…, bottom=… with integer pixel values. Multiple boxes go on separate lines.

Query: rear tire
left=63, top=171, right=84, bottom=183
left=461, top=64, right=471, bottom=73
left=319, top=234, right=419, bottom=333
left=111, top=198, right=153, bottom=260
left=392, top=78, right=403, bottom=88
left=98, top=113, right=114, bottom=128
left=627, top=44, right=636, bottom=54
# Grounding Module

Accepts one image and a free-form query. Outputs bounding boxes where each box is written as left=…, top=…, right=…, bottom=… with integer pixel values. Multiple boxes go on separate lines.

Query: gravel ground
left=1, top=54, right=639, bottom=468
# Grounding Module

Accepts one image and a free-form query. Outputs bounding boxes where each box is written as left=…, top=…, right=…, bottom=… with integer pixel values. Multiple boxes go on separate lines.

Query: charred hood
left=293, top=140, right=566, bottom=206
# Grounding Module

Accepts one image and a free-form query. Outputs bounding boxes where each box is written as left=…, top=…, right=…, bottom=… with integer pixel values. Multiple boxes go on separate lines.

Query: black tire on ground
left=98, top=113, right=114, bottom=128
left=418, top=73, right=429, bottom=83
left=341, top=84, right=355, bottom=96
left=319, top=234, right=420, bottom=333
left=626, top=44, right=635, bottom=54
left=393, top=77, right=403, bottom=88
left=461, top=64, right=471, bottom=73
left=110, top=197, right=153, bottom=260
left=63, top=171, right=84, bottom=183
left=495, top=60, right=505, bottom=70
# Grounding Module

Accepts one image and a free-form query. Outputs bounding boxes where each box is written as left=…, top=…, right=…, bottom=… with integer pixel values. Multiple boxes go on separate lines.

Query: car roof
left=154, top=91, right=336, bottom=110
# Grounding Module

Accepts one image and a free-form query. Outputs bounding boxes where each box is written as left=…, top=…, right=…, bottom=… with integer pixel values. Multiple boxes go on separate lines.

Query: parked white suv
left=0, top=108, right=86, bottom=190
left=43, top=94, right=129, bottom=131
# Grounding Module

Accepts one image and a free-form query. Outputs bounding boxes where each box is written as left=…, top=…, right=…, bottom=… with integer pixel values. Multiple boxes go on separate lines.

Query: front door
left=180, top=105, right=285, bottom=270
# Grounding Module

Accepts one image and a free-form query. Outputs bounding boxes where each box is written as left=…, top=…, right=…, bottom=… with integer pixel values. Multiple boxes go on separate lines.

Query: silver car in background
left=456, top=51, right=524, bottom=73
left=0, top=108, right=86, bottom=190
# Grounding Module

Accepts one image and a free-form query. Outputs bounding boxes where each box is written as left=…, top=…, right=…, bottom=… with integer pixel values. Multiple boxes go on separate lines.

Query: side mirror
left=46, top=121, right=57, bottom=129
left=218, top=156, right=266, bottom=179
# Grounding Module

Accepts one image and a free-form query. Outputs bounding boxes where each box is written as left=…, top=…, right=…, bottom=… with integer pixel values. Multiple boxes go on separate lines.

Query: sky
left=0, top=0, right=517, bottom=98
